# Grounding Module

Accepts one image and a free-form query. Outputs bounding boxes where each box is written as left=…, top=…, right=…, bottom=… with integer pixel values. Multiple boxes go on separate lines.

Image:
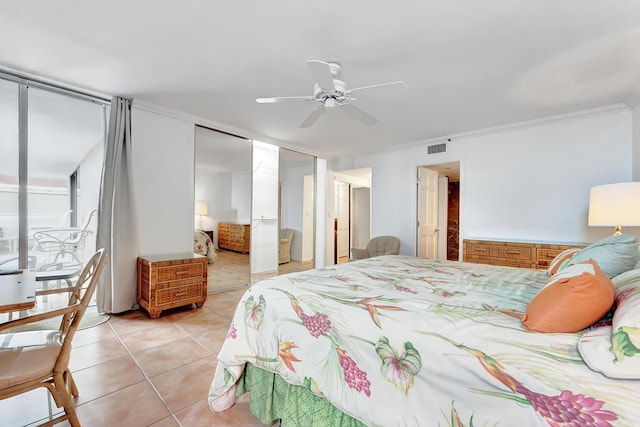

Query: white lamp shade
left=195, top=202, right=208, bottom=216
left=588, top=182, right=640, bottom=226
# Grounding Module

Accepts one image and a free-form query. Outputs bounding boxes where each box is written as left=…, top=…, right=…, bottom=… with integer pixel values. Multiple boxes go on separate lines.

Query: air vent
left=427, top=143, right=446, bottom=155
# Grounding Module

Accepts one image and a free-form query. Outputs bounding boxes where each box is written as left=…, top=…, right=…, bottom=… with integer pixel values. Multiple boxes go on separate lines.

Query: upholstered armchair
left=351, top=235, right=400, bottom=260
left=194, top=230, right=216, bottom=263
left=279, top=228, right=294, bottom=264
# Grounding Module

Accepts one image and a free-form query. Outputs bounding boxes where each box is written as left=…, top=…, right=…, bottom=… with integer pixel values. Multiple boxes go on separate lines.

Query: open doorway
left=330, top=168, right=371, bottom=264
left=417, top=161, right=460, bottom=260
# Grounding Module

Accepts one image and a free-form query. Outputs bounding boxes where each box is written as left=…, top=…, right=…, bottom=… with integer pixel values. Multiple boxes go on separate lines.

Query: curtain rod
left=0, top=68, right=111, bottom=106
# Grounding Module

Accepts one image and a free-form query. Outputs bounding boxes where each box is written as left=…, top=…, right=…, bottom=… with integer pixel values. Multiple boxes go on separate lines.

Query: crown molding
left=339, top=103, right=631, bottom=161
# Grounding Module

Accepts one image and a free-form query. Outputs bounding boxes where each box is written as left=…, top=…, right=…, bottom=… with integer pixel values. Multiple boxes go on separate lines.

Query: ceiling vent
left=427, top=143, right=446, bottom=155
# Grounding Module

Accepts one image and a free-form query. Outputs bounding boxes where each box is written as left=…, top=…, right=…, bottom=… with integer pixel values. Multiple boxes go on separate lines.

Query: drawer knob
left=174, top=291, right=188, bottom=297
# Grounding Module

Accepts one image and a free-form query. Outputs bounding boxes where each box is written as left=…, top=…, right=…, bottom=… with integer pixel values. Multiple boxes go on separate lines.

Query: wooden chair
left=0, top=248, right=108, bottom=426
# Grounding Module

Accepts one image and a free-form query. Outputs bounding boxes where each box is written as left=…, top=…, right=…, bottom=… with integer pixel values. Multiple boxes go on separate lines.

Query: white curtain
left=96, top=97, right=139, bottom=313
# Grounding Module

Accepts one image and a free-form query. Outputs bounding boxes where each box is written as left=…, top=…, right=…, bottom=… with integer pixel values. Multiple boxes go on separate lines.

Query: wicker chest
left=217, top=222, right=250, bottom=254
left=463, top=239, right=582, bottom=270
left=137, top=253, right=207, bottom=318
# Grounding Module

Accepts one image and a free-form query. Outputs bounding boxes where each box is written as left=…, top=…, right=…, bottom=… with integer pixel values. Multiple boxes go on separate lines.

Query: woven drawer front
left=466, top=243, right=531, bottom=260
left=156, top=283, right=204, bottom=306
left=489, top=246, right=532, bottom=260
left=536, top=248, right=566, bottom=263
left=156, top=263, right=203, bottom=283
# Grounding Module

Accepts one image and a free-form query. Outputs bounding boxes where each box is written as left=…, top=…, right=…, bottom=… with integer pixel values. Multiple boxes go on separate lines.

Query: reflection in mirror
left=278, top=148, right=316, bottom=275
left=194, top=126, right=251, bottom=293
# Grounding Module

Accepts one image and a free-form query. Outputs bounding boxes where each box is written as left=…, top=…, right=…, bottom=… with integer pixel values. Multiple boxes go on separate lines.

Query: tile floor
left=0, top=287, right=269, bottom=427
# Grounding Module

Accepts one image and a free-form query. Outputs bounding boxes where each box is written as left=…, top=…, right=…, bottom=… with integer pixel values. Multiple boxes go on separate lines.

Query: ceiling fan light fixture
left=325, top=98, right=337, bottom=109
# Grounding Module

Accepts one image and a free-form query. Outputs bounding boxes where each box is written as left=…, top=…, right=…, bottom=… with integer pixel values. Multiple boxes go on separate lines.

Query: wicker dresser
left=218, top=222, right=250, bottom=254
left=463, top=239, right=582, bottom=270
left=137, top=253, right=207, bottom=319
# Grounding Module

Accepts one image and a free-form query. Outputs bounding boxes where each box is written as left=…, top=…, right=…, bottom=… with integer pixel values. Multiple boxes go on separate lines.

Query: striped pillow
left=547, top=247, right=581, bottom=276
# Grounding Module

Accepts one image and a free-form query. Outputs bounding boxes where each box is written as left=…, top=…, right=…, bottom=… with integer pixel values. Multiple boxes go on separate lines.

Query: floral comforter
left=208, top=256, right=640, bottom=426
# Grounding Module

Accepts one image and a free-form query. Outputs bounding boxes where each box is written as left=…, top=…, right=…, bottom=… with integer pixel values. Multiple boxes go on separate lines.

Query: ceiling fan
left=256, top=60, right=407, bottom=128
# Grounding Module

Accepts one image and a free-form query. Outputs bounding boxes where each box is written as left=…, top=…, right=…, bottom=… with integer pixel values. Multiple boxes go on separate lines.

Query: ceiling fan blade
left=256, top=96, right=311, bottom=103
left=341, top=104, right=378, bottom=126
left=306, top=60, right=336, bottom=91
left=299, top=108, right=324, bottom=128
left=348, top=81, right=407, bottom=93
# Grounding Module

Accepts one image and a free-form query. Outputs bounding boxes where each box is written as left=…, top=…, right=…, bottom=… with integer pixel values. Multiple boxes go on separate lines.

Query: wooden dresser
left=218, top=222, right=250, bottom=254
left=137, top=253, right=207, bottom=319
left=463, top=239, right=583, bottom=270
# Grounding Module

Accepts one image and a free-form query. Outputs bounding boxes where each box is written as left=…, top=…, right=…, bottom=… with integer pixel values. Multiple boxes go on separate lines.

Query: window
left=0, top=74, right=108, bottom=270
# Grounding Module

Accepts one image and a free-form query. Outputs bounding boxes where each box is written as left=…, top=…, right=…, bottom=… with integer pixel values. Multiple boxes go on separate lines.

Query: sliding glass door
left=0, top=75, right=108, bottom=271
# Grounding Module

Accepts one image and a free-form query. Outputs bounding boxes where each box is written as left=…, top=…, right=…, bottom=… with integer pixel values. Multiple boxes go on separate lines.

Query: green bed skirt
left=236, top=363, right=366, bottom=427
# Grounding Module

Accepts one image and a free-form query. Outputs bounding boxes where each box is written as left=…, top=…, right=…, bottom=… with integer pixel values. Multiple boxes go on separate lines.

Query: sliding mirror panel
left=250, top=141, right=279, bottom=282
left=278, top=148, right=316, bottom=275
left=194, top=126, right=251, bottom=293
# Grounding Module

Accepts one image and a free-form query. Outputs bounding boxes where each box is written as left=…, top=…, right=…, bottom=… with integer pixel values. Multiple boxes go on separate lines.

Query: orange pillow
left=522, top=259, right=614, bottom=333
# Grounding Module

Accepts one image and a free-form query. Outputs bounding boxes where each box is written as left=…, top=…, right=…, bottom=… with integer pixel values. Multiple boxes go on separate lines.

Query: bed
left=208, top=254, right=640, bottom=426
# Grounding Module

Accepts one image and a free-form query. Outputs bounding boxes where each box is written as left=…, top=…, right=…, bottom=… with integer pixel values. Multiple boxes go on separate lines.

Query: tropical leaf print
left=244, top=295, right=266, bottom=330
left=426, top=333, right=618, bottom=427
left=375, top=336, right=422, bottom=394
left=611, top=326, right=640, bottom=362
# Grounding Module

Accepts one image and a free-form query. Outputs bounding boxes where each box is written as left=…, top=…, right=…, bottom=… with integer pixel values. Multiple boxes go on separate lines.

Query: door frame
left=416, top=161, right=461, bottom=260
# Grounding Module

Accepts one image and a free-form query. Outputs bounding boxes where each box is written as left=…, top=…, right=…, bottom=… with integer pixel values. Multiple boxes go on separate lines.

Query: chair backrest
left=280, top=228, right=294, bottom=241
left=366, top=236, right=400, bottom=257
left=56, top=248, right=108, bottom=368
left=78, top=209, right=97, bottom=232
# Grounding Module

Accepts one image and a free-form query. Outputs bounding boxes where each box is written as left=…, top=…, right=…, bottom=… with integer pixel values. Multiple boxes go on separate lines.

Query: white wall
left=330, top=108, right=634, bottom=255
left=231, top=171, right=251, bottom=224
left=633, top=102, right=640, bottom=181
left=280, top=162, right=314, bottom=261
left=131, top=106, right=195, bottom=256
left=194, top=164, right=233, bottom=247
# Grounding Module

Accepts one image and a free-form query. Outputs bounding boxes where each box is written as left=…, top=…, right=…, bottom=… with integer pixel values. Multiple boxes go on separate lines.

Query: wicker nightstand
left=137, top=253, right=207, bottom=318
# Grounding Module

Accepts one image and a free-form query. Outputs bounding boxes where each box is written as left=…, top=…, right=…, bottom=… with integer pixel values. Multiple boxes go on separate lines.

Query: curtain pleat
left=96, top=97, right=139, bottom=313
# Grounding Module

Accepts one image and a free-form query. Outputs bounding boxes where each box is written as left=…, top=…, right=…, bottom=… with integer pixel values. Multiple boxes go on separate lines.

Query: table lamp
left=195, top=202, right=208, bottom=230
left=588, top=182, right=640, bottom=235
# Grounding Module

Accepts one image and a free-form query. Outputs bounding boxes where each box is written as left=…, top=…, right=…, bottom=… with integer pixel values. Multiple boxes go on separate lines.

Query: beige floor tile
left=72, top=355, right=146, bottom=404
left=74, top=381, right=171, bottom=427
left=185, top=322, right=231, bottom=356
left=150, top=356, right=218, bottom=413
left=72, top=322, right=116, bottom=348
left=0, top=388, right=63, bottom=426
left=115, top=321, right=190, bottom=354
left=149, top=415, right=180, bottom=427
left=133, top=336, right=212, bottom=378
left=69, top=335, right=129, bottom=372
left=176, top=394, right=268, bottom=427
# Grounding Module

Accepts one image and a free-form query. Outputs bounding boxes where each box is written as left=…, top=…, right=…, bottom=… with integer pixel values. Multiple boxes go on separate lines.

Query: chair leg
left=52, top=372, right=80, bottom=427
left=66, top=369, right=79, bottom=397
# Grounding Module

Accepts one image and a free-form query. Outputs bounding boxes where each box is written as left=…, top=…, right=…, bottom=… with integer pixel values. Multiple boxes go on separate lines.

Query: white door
left=337, top=182, right=350, bottom=259
left=417, top=167, right=439, bottom=259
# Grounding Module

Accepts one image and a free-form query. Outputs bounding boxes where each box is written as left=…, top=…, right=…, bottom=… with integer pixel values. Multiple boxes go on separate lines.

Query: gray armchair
left=351, top=236, right=400, bottom=260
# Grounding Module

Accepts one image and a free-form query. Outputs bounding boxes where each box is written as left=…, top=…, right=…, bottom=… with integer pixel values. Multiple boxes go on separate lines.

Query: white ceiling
left=1, top=1, right=639, bottom=159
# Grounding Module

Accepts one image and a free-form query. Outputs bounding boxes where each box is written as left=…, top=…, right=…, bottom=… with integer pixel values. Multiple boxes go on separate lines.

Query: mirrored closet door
left=194, top=126, right=251, bottom=293
left=278, top=148, right=316, bottom=275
